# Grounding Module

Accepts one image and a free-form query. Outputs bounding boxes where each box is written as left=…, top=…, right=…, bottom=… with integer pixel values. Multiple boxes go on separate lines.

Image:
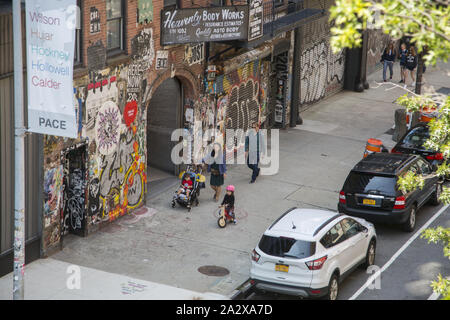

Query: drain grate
left=198, top=265, right=230, bottom=277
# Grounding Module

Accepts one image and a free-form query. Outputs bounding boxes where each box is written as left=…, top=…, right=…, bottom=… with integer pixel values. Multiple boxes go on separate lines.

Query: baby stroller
left=171, top=164, right=206, bottom=212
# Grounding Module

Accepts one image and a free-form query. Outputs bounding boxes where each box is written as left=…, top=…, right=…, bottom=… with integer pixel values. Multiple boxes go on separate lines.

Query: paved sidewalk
left=2, top=61, right=447, bottom=300
left=0, top=258, right=226, bottom=300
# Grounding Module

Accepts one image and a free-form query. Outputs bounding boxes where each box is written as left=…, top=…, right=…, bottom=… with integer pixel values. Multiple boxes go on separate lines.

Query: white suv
left=250, top=208, right=377, bottom=300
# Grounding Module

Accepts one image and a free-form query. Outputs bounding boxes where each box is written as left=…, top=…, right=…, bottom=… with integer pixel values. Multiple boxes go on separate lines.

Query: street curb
left=229, top=279, right=254, bottom=300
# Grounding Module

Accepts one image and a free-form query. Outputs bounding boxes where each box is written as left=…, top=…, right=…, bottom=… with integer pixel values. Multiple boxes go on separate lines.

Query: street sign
left=248, top=0, right=264, bottom=41
left=25, top=0, right=77, bottom=138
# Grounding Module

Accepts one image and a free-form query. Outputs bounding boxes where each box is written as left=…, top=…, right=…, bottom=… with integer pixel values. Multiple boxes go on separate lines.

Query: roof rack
left=268, top=207, right=297, bottom=230
left=313, top=213, right=342, bottom=236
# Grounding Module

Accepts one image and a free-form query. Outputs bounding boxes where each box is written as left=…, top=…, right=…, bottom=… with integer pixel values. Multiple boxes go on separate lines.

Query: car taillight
left=251, top=249, right=260, bottom=262
left=339, top=190, right=346, bottom=204
left=393, top=196, right=406, bottom=210
left=306, top=256, right=328, bottom=270
left=391, top=148, right=401, bottom=154
left=426, top=153, right=443, bottom=161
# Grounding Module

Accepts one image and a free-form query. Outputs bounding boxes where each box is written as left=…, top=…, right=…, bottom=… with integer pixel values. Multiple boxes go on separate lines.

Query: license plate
left=275, top=264, right=289, bottom=273
left=363, top=198, right=376, bottom=205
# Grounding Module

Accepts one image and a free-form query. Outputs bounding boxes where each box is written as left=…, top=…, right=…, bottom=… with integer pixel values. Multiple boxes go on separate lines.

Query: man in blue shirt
left=245, top=121, right=266, bottom=183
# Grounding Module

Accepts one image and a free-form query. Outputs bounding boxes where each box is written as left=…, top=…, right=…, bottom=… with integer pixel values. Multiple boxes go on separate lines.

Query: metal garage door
left=147, top=78, right=181, bottom=174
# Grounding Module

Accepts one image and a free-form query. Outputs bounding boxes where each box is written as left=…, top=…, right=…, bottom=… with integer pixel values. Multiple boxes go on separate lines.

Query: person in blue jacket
left=381, top=43, right=396, bottom=82
left=398, top=43, right=408, bottom=83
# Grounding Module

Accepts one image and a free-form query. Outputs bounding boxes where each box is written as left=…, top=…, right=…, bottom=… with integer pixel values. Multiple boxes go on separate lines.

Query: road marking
left=349, top=204, right=449, bottom=300
left=427, top=276, right=449, bottom=300
left=427, top=291, right=441, bottom=300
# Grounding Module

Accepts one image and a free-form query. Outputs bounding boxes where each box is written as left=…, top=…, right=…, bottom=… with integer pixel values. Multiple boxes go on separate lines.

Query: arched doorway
left=147, top=77, right=182, bottom=175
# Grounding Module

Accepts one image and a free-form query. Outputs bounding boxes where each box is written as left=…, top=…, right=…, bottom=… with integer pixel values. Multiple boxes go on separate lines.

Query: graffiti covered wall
left=41, top=28, right=152, bottom=252
left=215, top=60, right=262, bottom=131
left=41, top=17, right=204, bottom=253
left=192, top=60, right=263, bottom=160
left=299, top=17, right=346, bottom=109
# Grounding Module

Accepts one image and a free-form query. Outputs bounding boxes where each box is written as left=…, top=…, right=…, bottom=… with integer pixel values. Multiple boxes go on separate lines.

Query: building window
left=164, top=0, right=180, bottom=8
left=74, top=0, right=82, bottom=65
left=106, top=0, right=124, bottom=51
left=274, top=0, right=285, bottom=7
left=211, top=0, right=226, bottom=6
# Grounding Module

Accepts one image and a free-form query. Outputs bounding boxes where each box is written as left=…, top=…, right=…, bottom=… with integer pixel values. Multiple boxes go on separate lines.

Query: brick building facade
left=42, top=0, right=213, bottom=255
left=0, top=0, right=395, bottom=276
left=40, top=0, right=349, bottom=255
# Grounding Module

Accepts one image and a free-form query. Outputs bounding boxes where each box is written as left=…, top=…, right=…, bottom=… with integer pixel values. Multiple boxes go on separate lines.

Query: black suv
left=391, top=123, right=444, bottom=166
left=338, top=153, right=442, bottom=232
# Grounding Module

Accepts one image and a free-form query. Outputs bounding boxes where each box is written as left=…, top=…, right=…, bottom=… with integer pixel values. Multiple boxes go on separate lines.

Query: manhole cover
left=198, top=265, right=230, bottom=277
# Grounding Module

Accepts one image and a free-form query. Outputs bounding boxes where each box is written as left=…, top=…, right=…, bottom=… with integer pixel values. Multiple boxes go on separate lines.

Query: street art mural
left=203, top=60, right=262, bottom=159
left=299, top=16, right=346, bottom=107
left=215, top=60, right=261, bottom=131
left=228, top=78, right=260, bottom=130
left=95, top=101, right=122, bottom=156
left=299, top=39, right=345, bottom=106
left=41, top=29, right=155, bottom=252
left=97, top=126, right=146, bottom=222
left=43, top=166, right=63, bottom=228
left=259, top=60, right=270, bottom=123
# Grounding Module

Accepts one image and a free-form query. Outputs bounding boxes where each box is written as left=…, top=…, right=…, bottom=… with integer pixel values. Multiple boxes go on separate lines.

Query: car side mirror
left=359, top=225, right=368, bottom=233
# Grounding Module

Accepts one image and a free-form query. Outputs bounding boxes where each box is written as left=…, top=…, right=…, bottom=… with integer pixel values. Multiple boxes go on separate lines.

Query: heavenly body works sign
left=161, top=6, right=249, bottom=45
left=26, top=0, right=77, bottom=138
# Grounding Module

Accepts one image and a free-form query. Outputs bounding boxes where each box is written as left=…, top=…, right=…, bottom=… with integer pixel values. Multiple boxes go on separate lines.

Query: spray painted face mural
left=95, top=101, right=122, bottom=155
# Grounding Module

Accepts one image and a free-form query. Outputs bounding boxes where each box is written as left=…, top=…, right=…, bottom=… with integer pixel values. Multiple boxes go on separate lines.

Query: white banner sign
left=26, top=0, right=77, bottom=138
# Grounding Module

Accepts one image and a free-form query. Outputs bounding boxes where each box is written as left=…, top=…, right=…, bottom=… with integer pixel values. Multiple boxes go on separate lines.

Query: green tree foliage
left=329, top=0, right=450, bottom=299
left=329, top=0, right=450, bottom=65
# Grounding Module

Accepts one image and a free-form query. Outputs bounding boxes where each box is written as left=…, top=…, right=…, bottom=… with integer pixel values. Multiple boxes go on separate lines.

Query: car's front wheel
left=325, top=274, right=339, bottom=300
left=363, top=239, right=376, bottom=268
left=429, top=183, right=442, bottom=206
left=402, top=205, right=416, bottom=232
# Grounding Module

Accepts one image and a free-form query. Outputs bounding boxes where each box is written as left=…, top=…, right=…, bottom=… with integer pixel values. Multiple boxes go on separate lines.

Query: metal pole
left=12, top=0, right=26, bottom=300
left=415, top=51, right=424, bottom=95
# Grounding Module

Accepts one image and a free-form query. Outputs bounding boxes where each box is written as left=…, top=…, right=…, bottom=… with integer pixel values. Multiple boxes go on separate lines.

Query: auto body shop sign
left=26, top=0, right=77, bottom=138
left=161, top=6, right=249, bottom=45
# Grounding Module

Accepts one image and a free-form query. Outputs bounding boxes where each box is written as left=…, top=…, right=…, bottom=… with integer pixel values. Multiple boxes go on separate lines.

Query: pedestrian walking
left=398, top=43, right=408, bottom=83
left=381, top=43, right=396, bottom=82
left=245, top=121, right=266, bottom=184
left=404, top=46, right=418, bottom=88
left=204, top=143, right=227, bottom=202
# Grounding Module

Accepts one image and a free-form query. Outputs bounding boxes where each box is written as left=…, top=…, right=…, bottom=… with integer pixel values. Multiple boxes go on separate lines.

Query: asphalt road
left=244, top=198, right=450, bottom=300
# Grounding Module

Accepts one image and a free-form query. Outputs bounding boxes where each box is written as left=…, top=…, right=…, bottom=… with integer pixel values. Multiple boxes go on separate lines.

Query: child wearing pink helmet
left=221, top=185, right=236, bottom=224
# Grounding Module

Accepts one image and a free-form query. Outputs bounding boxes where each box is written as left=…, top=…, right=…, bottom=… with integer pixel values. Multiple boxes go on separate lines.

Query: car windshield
left=400, top=126, right=429, bottom=150
left=344, top=172, right=397, bottom=196
left=258, top=235, right=316, bottom=259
